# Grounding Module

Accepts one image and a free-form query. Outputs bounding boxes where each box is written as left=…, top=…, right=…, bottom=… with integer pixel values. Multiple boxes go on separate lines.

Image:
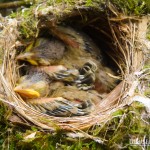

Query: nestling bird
left=14, top=71, right=50, bottom=99
left=27, top=87, right=102, bottom=117
left=14, top=61, right=98, bottom=99
left=16, top=24, right=118, bottom=93
left=48, top=25, right=103, bottom=70
left=14, top=68, right=102, bottom=116
left=14, top=65, right=69, bottom=99
left=14, top=22, right=119, bottom=117
left=16, top=25, right=102, bottom=71
left=48, top=24, right=118, bottom=92
left=16, top=36, right=95, bottom=85
left=16, top=37, right=66, bottom=66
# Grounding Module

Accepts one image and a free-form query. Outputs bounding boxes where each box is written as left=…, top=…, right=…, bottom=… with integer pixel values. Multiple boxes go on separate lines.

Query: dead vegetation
left=0, top=0, right=149, bottom=148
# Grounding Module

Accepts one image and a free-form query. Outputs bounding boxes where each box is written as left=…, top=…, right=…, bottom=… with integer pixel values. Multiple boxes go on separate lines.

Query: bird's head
left=14, top=73, right=50, bottom=99
left=16, top=52, right=38, bottom=65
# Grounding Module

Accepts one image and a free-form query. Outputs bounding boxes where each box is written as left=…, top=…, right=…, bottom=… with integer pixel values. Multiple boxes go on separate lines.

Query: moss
left=0, top=0, right=150, bottom=149
left=146, top=24, right=150, bottom=40
left=11, top=6, right=38, bottom=39
left=8, top=0, right=103, bottom=39
left=0, top=103, right=13, bottom=150
left=111, top=102, right=149, bottom=149
left=0, top=86, right=149, bottom=149
left=140, top=58, right=150, bottom=97
left=111, top=0, right=150, bottom=15
left=87, top=102, right=150, bottom=149
left=144, top=89, right=150, bottom=97
left=8, top=0, right=150, bottom=41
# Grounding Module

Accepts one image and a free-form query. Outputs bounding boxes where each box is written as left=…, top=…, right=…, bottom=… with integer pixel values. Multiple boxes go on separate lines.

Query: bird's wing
left=26, top=97, right=93, bottom=117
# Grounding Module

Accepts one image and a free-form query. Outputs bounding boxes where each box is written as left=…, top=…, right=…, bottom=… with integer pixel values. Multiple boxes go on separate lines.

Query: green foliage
left=18, top=8, right=38, bottom=39
left=0, top=95, right=149, bottom=149
left=111, top=0, right=150, bottom=15
left=41, top=0, right=150, bottom=15
left=0, top=0, right=149, bottom=149
left=85, top=0, right=93, bottom=6
left=144, top=89, right=150, bottom=97
left=0, top=103, right=13, bottom=150
left=10, top=6, right=38, bottom=39
left=88, top=102, right=150, bottom=149
left=146, top=24, right=150, bottom=40
left=46, top=0, right=76, bottom=6
left=7, top=0, right=150, bottom=40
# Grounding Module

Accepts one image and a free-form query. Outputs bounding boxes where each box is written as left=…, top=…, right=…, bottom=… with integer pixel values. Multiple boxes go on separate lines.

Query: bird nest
left=0, top=2, right=147, bottom=141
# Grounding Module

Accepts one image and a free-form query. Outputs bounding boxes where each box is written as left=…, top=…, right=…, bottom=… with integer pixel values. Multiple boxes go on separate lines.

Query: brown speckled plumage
left=15, top=25, right=119, bottom=117
left=26, top=82, right=102, bottom=117
left=16, top=37, right=66, bottom=65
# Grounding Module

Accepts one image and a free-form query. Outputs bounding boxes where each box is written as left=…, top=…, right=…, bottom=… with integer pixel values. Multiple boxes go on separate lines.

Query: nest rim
left=0, top=4, right=145, bottom=137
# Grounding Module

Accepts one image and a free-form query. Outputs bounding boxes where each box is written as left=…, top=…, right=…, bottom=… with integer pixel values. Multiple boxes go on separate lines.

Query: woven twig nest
left=0, top=2, right=149, bottom=141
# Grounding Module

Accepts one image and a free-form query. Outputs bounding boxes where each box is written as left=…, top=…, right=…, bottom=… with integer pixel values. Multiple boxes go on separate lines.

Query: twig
left=0, top=0, right=33, bottom=9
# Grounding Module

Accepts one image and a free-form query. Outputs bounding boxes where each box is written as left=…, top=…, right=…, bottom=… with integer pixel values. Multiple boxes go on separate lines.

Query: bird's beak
left=14, top=86, right=40, bottom=99
left=16, top=53, right=38, bottom=65
left=16, top=53, right=32, bottom=60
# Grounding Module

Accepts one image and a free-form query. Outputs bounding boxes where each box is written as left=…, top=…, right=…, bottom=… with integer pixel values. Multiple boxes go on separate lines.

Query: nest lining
left=0, top=5, right=145, bottom=139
